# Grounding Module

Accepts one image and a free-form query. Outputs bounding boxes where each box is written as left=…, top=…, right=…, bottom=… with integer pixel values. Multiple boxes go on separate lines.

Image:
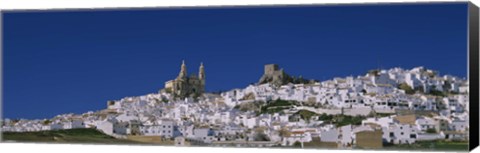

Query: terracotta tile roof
left=291, top=131, right=305, bottom=135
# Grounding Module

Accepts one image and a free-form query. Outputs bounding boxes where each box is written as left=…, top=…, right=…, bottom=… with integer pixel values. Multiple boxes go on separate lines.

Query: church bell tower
left=178, top=60, right=187, bottom=79
left=199, top=62, right=206, bottom=92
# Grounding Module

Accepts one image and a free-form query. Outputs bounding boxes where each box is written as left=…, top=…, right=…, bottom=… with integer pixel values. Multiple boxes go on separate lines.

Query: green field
left=2, top=128, right=147, bottom=144
left=383, top=140, right=469, bottom=151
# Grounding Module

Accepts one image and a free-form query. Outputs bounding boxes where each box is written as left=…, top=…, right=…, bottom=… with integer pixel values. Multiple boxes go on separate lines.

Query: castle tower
left=178, top=60, right=187, bottom=79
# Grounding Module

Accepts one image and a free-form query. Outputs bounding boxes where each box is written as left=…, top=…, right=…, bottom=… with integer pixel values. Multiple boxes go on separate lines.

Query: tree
left=254, top=132, right=270, bottom=141
left=318, top=113, right=333, bottom=121
left=426, top=128, right=437, bottom=134
left=426, top=71, right=437, bottom=78
left=293, top=141, right=302, bottom=148
left=297, top=110, right=317, bottom=122
left=42, top=119, right=52, bottom=125
left=429, top=89, right=446, bottom=97
left=361, top=89, right=367, bottom=94
left=368, top=69, right=380, bottom=76
left=398, top=83, right=415, bottom=94
left=161, top=97, right=169, bottom=103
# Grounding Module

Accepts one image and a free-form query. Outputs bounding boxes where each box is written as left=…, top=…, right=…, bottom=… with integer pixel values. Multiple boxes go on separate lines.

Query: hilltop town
left=1, top=62, right=470, bottom=149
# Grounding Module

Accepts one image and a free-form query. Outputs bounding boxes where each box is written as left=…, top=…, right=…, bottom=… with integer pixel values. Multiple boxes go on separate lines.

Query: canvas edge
left=468, top=1, right=479, bottom=151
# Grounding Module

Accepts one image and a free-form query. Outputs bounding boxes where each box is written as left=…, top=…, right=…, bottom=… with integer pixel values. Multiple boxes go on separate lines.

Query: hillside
left=2, top=128, right=147, bottom=144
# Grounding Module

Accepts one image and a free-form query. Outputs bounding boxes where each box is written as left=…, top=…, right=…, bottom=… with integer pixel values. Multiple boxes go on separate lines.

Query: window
left=401, top=132, right=404, bottom=135
left=390, top=132, right=394, bottom=137
left=410, top=134, right=416, bottom=139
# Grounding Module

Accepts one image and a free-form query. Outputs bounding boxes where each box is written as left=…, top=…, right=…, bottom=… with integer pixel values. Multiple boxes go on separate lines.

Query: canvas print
left=1, top=2, right=474, bottom=152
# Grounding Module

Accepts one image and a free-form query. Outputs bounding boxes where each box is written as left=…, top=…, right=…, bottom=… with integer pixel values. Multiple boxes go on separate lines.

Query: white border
left=0, top=0, right=473, bottom=10
left=0, top=0, right=479, bottom=153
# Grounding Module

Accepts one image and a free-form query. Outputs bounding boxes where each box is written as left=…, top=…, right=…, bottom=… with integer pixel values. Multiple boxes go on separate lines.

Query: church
left=164, top=60, right=205, bottom=98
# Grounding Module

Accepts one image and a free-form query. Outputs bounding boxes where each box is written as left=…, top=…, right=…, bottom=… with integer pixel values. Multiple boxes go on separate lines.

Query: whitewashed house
left=382, top=124, right=418, bottom=144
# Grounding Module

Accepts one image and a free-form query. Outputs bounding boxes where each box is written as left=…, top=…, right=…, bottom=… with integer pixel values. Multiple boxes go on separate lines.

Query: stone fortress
left=258, top=64, right=316, bottom=86
left=258, top=64, right=288, bottom=86
left=164, top=60, right=205, bottom=98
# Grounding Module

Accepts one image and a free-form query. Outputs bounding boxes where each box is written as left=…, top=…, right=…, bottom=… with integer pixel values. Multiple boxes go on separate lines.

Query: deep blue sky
left=3, top=3, right=468, bottom=119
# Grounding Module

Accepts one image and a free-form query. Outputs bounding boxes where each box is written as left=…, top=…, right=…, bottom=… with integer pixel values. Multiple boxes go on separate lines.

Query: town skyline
left=2, top=63, right=470, bottom=150
left=2, top=64, right=466, bottom=120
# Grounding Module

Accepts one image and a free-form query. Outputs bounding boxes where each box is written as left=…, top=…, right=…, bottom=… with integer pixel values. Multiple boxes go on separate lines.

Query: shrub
left=426, top=128, right=437, bottom=133
left=293, top=141, right=302, bottom=147
left=368, top=69, right=380, bottom=76
left=429, top=89, right=446, bottom=97
left=297, top=110, right=317, bottom=121
left=398, top=83, right=415, bottom=94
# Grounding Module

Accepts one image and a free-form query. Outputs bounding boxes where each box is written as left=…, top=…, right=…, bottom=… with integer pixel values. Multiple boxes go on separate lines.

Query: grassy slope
left=126, top=135, right=174, bottom=145
left=382, top=140, right=469, bottom=151
left=2, top=128, right=147, bottom=144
